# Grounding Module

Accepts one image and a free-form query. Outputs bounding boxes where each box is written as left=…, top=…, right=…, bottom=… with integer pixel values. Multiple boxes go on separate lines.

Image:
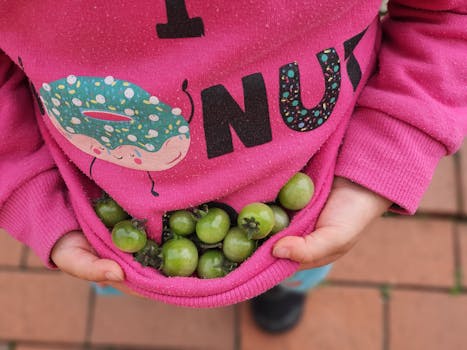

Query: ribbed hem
left=0, top=169, right=81, bottom=268
left=335, top=107, right=447, bottom=215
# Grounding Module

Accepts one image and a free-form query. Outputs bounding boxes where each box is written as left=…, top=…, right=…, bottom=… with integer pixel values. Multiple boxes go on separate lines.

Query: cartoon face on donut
left=39, top=75, right=190, bottom=171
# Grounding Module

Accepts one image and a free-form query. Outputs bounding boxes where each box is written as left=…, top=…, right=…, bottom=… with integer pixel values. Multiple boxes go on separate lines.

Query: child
left=0, top=0, right=466, bottom=333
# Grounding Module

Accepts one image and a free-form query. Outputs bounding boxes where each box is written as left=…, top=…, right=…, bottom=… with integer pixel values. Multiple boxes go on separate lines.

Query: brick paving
left=241, top=287, right=383, bottom=350
left=0, top=137, right=465, bottom=349
left=389, top=290, right=467, bottom=350
left=91, top=295, right=235, bottom=349
left=329, top=217, right=455, bottom=287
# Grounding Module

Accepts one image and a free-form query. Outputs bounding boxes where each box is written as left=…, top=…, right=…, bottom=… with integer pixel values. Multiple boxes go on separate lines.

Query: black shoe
left=251, top=285, right=306, bottom=333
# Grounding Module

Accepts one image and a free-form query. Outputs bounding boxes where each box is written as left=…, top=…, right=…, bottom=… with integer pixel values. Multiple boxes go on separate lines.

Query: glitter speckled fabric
left=1, top=0, right=466, bottom=307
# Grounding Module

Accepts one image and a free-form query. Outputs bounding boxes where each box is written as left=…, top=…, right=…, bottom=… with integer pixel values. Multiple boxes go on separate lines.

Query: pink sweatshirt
left=0, top=0, right=466, bottom=307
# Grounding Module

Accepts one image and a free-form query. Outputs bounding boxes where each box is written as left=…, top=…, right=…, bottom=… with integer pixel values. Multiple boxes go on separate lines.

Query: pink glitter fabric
left=0, top=0, right=466, bottom=306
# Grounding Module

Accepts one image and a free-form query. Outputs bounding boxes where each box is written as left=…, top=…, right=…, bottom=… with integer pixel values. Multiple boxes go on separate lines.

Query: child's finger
left=51, top=231, right=124, bottom=282
left=272, top=177, right=391, bottom=269
left=54, top=245, right=124, bottom=282
left=272, top=225, right=357, bottom=270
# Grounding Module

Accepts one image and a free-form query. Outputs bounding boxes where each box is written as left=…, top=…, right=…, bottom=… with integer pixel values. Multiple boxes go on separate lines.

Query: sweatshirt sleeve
left=335, top=0, right=467, bottom=214
left=0, top=52, right=81, bottom=267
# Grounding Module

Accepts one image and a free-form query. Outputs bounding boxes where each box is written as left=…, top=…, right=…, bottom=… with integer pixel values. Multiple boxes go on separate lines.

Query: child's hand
left=51, top=230, right=126, bottom=285
left=272, top=177, right=391, bottom=270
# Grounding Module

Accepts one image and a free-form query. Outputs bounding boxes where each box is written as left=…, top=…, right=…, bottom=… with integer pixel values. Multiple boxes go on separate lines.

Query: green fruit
left=111, top=220, right=147, bottom=253
left=269, top=205, right=290, bottom=234
left=162, top=237, right=198, bottom=277
left=169, top=210, right=196, bottom=236
left=197, top=250, right=227, bottom=279
left=94, top=195, right=129, bottom=227
left=237, top=202, right=275, bottom=239
left=278, top=172, right=314, bottom=210
left=222, top=227, right=255, bottom=263
left=196, top=207, right=231, bottom=244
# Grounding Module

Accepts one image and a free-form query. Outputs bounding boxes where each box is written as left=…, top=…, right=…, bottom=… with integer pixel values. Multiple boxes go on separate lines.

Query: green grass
left=380, top=284, right=392, bottom=301
left=449, top=268, right=463, bottom=295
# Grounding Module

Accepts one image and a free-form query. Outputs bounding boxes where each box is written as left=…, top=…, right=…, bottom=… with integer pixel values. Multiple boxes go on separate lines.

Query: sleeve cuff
left=335, top=107, right=447, bottom=215
left=0, top=169, right=81, bottom=268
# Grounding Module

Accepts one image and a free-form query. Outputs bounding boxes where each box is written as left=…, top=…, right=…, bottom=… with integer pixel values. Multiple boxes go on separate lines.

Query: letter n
left=201, top=73, right=272, bottom=159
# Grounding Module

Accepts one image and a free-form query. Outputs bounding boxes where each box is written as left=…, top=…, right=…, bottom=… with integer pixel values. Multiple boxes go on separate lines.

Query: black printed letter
left=344, top=28, right=367, bottom=91
left=156, top=0, right=205, bottom=38
left=201, top=73, right=272, bottom=159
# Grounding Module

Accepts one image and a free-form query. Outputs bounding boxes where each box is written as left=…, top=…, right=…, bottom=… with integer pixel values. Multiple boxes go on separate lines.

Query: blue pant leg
left=91, top=265, right=332, bottom=296
left=280, top=264, right=332, bottom=293
left=91, top=283, right=123, bottom=296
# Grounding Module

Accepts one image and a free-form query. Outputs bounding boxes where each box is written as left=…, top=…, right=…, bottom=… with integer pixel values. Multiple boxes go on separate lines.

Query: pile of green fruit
left=93, top=172, right=314, bottom=278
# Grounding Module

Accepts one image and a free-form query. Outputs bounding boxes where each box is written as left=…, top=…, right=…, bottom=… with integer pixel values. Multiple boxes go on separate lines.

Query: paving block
left=91, top=294, right=235, bottom=350
left=0, top=229, right=24, bottom=267
left=330, top=217, right=454, bottom=287
left=390, top=289, right=467, bottom=350
left=0, top=271, right=90, bottom=343
left=418, top=155, right=458, bottom=215
left=15, top=345, right=84, bottom=350
left=15, top=346, right=83, bottom=350
left=25, top=249, right=47, bottom=269
left=240, top=286, right=382, bottom=350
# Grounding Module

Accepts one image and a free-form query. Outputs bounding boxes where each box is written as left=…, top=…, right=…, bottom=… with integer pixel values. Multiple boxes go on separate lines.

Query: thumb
left=273, top=177, right=391, bottom=269
left=273, top=225, right=348, bottom=269
left=51, top=231, right=124, bottom=282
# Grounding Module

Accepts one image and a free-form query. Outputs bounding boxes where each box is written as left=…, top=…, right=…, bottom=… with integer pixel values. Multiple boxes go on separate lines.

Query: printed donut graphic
left=39, top=76, right=191, bottom=171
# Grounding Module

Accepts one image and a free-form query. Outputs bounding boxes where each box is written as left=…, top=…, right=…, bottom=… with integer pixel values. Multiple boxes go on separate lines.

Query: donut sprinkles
left=279, top=48, right=341, bottom=132
left=39, top=76, right=191, bottom=173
